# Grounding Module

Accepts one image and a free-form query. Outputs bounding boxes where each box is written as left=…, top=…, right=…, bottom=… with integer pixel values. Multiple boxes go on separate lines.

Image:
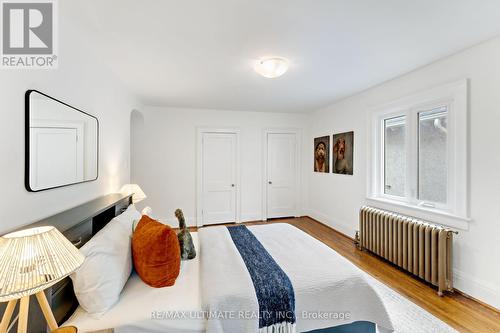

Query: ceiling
left=72, top=1, right=500, bottom=113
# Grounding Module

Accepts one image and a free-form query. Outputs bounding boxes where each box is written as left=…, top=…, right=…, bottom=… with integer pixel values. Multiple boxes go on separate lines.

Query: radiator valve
left=354, top=230, right=360, bottom=249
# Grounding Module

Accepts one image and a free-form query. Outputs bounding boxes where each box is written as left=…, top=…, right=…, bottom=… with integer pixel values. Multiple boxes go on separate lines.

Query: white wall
left=131, top=107, right=309, bottom=226
left=306, top=36, right=500, bottom=309
left=0, top=3, right=139, bottom=234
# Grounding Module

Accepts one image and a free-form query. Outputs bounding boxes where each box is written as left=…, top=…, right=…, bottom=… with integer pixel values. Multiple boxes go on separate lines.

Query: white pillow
left=70, top=205, right=140, bottom=316
left=132, top=206, right=153, bottom=232
left=116, top=204, right=142, bottom=226
left=141, top=206, right=153, bottom=216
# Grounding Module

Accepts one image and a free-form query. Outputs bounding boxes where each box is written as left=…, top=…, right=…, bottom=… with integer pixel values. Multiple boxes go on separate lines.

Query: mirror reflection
left=27, top=91, right=98, bottom=191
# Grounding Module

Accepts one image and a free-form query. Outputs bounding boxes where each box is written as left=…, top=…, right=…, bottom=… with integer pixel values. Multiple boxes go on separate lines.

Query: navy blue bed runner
left=227, top=225, right=296, bottom=329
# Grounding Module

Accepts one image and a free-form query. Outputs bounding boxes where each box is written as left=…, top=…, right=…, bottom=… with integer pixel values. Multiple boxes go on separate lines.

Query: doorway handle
left=268, top=181, right=272, bottom=185
left=231, top=184, right=235, bottom=187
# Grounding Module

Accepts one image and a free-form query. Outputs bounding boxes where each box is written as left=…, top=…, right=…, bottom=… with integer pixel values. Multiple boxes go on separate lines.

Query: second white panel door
left=202, top=132, right=237, bottom=225
left=267, top=133, right=297, bottom=219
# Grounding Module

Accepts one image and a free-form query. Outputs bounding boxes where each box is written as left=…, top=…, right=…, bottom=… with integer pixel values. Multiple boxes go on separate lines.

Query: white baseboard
left=164, top=213, right=263, bottom=227
left=303, top=208, right=356, bottom=238
left=453, top=268, right=500, bottom=310
left=240, top=213, right=263, bottom=222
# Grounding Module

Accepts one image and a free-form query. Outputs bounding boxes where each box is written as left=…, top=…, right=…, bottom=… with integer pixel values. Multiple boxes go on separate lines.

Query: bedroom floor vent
left=359, top=206, right=456, bottom=295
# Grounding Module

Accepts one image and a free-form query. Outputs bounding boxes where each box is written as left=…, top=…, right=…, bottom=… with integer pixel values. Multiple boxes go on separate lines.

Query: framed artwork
left=332, top=131, right=354, bottom=175
left=313, top=136, right=330, bottom=173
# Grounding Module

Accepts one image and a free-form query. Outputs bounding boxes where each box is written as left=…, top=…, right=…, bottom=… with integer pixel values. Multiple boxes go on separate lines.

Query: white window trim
left=367, top=79, right=470, bottom=230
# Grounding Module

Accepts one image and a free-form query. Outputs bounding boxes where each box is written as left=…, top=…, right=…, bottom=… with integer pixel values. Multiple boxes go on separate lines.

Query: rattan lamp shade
left=0, top=226, right=84, bottom=303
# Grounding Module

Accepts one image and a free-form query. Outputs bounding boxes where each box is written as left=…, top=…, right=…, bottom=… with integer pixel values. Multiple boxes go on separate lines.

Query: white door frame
left=262, top=128, right=302, bottom=220
left=196, top=127, right=241, bottom=227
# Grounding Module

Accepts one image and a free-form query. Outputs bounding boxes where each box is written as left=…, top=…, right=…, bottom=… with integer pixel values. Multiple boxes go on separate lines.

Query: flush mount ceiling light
left=254, top=57, right=289, bottom=78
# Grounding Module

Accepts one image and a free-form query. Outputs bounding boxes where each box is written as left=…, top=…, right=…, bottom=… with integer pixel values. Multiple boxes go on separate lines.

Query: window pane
left=384, top=116, right=406, bottom=196
left=418, top=106, right=447, bottom=203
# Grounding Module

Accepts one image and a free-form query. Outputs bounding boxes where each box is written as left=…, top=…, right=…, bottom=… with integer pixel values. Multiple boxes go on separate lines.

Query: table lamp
left=120, top=184, right=147, bottom=204
left=0, top=226, right=84, bottom=333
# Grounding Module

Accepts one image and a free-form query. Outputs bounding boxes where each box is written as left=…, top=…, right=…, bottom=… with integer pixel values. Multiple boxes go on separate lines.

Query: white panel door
left=202, top=133, right=237, bottom=225
left=30, top=127, right=84, bottom=189
left=267, top=133, right=297, bottom=219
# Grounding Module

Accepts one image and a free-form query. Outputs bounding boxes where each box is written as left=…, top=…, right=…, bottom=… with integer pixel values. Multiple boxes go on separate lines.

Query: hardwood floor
left=198, top=217, right=500, bottom=333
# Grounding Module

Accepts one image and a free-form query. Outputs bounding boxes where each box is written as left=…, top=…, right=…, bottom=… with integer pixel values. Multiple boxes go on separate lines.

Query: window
left=384, top=116, right=406, bottom=197
left=369, top=80, right=469, bottom=227
left=418, top=107, right=448, bottom=204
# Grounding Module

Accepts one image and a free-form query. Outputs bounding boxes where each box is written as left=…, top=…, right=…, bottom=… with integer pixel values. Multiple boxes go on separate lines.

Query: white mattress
left=64, top=233, right=204, bottom=333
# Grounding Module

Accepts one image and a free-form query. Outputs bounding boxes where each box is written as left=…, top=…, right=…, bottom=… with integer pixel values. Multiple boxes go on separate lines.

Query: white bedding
left=65, top=224, right=395, bottom=333
left=64, top=233, right=204, bottom=333
left=200, top=224, right=394, bottom=333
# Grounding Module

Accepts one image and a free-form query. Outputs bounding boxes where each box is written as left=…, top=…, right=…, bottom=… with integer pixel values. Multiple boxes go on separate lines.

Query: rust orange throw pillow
left=132, top=215, right=180, bottom=287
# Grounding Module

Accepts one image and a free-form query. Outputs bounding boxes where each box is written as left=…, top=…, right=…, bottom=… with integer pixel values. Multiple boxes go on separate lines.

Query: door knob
left=231, top=184, right=235, bottom=187
left=268, top=181, right=272, bottom=184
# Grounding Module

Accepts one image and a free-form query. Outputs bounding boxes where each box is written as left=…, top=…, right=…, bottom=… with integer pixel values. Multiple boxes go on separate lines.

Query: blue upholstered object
left=227, top=225, right=296, bottom=329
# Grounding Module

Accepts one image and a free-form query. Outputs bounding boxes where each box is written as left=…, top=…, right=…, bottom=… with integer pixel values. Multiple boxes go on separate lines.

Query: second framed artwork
left=332, top=131, right=354, bottom=175
left=313, top=131, right=354, bottom=175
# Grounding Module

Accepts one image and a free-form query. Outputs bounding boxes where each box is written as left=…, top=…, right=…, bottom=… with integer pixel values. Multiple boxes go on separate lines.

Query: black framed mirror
left=25, top=90, right=99, bottom=192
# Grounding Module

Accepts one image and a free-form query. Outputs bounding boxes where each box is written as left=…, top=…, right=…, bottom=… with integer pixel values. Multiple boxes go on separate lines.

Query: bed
left=65, top=223, right=394, bottom=333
